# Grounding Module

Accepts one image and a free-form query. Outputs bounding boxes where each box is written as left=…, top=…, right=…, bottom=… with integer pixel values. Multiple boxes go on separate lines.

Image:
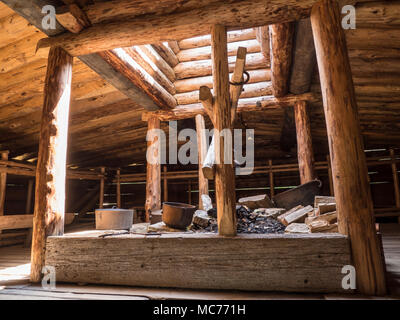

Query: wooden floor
left=0, top=224, right=399, bottom=300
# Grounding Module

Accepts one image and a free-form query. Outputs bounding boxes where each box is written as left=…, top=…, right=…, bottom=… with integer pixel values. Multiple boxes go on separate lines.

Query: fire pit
left=191, top=206, right=286, bottom=234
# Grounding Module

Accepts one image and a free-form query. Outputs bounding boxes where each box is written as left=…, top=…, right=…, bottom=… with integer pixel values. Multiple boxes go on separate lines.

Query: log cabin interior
left=0, top=0, right=399, bottom=300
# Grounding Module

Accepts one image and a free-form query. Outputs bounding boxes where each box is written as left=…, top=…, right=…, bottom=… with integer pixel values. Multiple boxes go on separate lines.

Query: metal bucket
left=95, top=207, right=134, bottom=230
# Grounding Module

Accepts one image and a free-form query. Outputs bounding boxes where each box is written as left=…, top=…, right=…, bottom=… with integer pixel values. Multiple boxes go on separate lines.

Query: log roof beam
left=142, top=93, right=317, bottom=121
left=1, top=0, right=163, bottom=111
left=56, top=1, right=91, bottom=33
left=269, top=22, right=295, bottom=97
left=36, top=0, right=318, bottom=57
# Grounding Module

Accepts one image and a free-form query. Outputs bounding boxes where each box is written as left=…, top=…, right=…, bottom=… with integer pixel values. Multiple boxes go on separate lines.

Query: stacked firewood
left=281, top=196, right=338, bottom=234
left=190, top=194, right=338, bottom=234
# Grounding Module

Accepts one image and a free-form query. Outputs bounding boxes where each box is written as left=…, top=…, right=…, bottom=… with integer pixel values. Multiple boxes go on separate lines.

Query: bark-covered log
left=98, top=49, right=177, bottom=109
left=145, top=116, right=162, bottom=222
left=25, top=179, right=34, bottom=214
left=210, top=25, right=236, bottom=237
left=31, top=47, right=73, bottom=283
left=0, top=213, right=75, bottom=231
left=0, top=0, right=159, bottom=111
left=36, top=0, right=316, bottom=56
left=99, top=167, right=105, bottom=209
left=289, top=18, right=316, bottom=94
left=174, top=69, right=271, bottom=93
left=174, top=52, right=267, bottom=79
left=168, top=41, right=180, bottom=54
left=0, top=151, right=8, bottom=216
left=116, top=169, right=121, bottom=208
left=230, top=46, right=247, bottom=120
left=56, top=3, right=91, bottom=33
left=152, top=43, right=179, bottom=67
left=126, top=47, right=176, bottom=95
left=138, top=45, right=176, bottom=82
left=269, top=22, right=295, bottom=97
left=178, top=28, right=256, bottom=49
left=177, top=39, right=259, bottom=62
left=195, top=115, right=209, bottom=209
left=175, top=81, right=271, bottom=105
left=311, top=0, right=386, bottom=296
left=142, top=93, right=316, bottom=121
left=255, top=26, right=270, bottom=61
left=74, top=0, right=239, bottom=24
left=294, top=100, right=316, bottom=184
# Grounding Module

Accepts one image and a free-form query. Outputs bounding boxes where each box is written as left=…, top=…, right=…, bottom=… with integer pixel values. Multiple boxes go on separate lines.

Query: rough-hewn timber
left=311, top=0, right=386, bottom=296
left=45, top=232, right=351, bottom=293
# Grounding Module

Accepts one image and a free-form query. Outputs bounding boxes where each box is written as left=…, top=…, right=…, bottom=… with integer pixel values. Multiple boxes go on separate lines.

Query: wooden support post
left=31, top=47, right=73, bottom=283
left=0, top=151, right=9, bottom=216
left=36, top=0, right=315, bottom=56
left=163, top=166, right=168, bottom=203
left=294, top=100, right=316, bottom=184
left=195, top=114, right=209, bottom=209
left=25, top=179, right=34, bottom=214
left=116, top=168, right=121, bottom=208
left=211, top=24, right=236, bottom=236
left=269, top=22, right=294, bottom=97
left=24, top=179, right=35, bottom=248
left=188, top=180, right=192, bottom=205
left=390, top=149, right=400, bottom=223
left=327, top=154, right=334, bottom=196
left=99, top=167, right=105, bottom=209
left=145, top=116, right=161, bottom=222
left=311, top=0, right=386, bottom=295
left=229, top=46, right=247, bottom=122
left=289, top=18, right=316, bottom=94
left=256, top=26, right=270, bottom=61
left=269, top=159, right=275, bottom=198
left=201, top=46, right=247, bottom=180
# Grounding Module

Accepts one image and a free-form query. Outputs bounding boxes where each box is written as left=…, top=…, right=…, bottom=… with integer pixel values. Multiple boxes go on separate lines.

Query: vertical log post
left=163, top=166, right=168, bottom=203
left=31, top=47, right=73, bottom=283
left=24, top=179, right=35, bottom=248
left=294, top=100, right=317, bottom=184
left=26, top=179, right=34, bottom=214
left=327, top=154, right=334, bottom=196
left=211, top=24, right=236, bottom=236
left=269, top=159, right=274, bottom=198
left=0, top=151, right=9, bottom=216
left=188, top=180, right=192, bottom=205
left=195, top=114, right=209, bottom=209
left=390, top=149, right=400, bottom=223
left=116, top=168, right=121, bottom=208
left=145, top=116, right=161, bottom=222
left=311, top=0, right=386, bottom=295
left=99, top=167, right=105, bottom=208
left=269, top=23, right=294, bottom=97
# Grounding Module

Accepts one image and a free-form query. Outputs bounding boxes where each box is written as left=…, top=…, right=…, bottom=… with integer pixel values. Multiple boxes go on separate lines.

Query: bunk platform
left=45, top=230, right=351, bottom=293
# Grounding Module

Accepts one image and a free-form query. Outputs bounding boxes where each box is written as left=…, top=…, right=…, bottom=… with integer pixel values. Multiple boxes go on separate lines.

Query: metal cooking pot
left=162, top=202, right=196, bottom=230
left=95, top=207, right=133, bottom=230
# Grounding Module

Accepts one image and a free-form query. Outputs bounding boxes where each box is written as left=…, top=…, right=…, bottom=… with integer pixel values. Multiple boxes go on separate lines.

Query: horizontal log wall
left=110, top=150, right=400, bottom=218
left=0, top=160, right=104, bottom=180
